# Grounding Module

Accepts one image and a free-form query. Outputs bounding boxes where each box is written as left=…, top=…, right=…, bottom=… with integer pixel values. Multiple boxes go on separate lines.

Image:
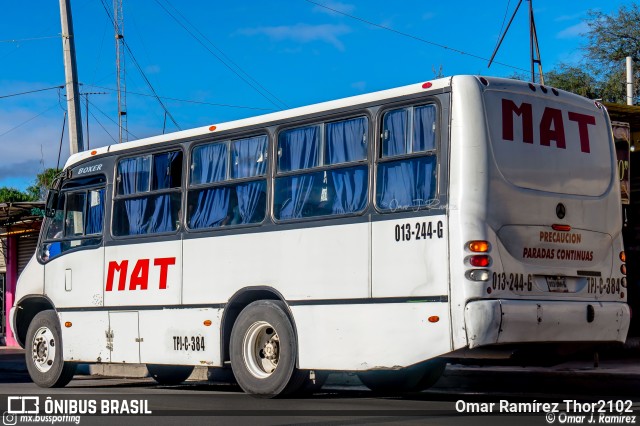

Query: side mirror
left=45, top=190, right=59, bottom=218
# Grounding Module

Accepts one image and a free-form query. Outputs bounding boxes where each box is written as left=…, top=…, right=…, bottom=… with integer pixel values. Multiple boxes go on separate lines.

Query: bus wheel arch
left=14, top=296, right=56, bottom=348
left=221, top=287, right=297, bottom=364
left=229, top=299, right=306, bottom=397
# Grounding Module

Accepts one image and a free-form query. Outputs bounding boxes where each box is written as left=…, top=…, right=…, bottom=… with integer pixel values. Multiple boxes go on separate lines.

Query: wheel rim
left=242, top=321, right=280, bottom=379
left=31, top=326, right=56, bottom=373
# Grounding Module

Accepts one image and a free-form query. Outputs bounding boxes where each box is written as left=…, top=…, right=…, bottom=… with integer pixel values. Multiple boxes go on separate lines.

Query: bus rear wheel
left=357, top=359, right=446, bottom=393
left=147, top=364, right=194, bottom=385
left=25, top=310, right=76, bottom=388
left=230, top=300, right=306, bottom=398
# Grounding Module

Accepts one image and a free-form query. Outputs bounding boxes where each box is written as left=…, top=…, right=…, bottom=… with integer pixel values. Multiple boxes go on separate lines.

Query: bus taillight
left=467, top=240, right=490, bottom=252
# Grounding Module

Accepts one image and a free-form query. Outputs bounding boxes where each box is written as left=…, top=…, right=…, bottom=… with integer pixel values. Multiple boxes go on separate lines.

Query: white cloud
left=557, top=22, right=589, bottom=39
left=555, top=12, right=586, bottom=22
left=238, top=23, right=351, bottom=51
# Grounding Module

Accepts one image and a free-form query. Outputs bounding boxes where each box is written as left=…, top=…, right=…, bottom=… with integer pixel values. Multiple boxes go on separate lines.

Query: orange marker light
left=620, top=251, right=626, bottom=262
left=64, top=322, right=72, bottom=328
left=428, top=316, right=439, bottom=323
left=203, top=320, right=212, bottom=327
left=209, top=125, right=217, bottom=132
left=468, top=241, right=490, bottom=252
left=91, top=150, right=97, bottom=155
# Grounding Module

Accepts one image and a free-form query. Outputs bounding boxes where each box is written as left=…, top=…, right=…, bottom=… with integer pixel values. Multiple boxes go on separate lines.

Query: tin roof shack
left=605, top=103, right=640, bottom=337
left=0, top=202, right=44, bottom=346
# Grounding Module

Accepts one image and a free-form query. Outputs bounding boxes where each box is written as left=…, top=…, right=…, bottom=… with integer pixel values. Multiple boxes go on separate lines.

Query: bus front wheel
left=357, top=359, right=446, bottom=393
left=25, top=310, right=76, bottom=388
left=230, top=300, right=306, bottom=397
left=147, top=364, right=194, bottom=385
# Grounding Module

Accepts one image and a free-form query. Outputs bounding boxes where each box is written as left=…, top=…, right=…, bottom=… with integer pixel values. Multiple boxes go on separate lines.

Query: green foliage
left=0, top=167, right=61, bottom=203
left=25, top=168, right=62, bottom=201
left=545, top=4, right=640, bottom=104
left=0, top=187, right=35, bottom=203
left=544, top=65, right=599, bottom=99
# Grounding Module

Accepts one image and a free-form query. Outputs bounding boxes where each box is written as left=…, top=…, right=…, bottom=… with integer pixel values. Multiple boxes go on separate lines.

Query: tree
left=0, top=187, right=35, bottom=203
left=543, top=4, right=640, bottom=104
left=26, top=168, right=62, bottom=201
left=0, top=168, right=61, bottom=204
left=544, top=64, right=599, bottom=99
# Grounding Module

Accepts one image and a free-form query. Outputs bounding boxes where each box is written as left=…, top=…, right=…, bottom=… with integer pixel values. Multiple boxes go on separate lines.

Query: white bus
left=11, top=76, right=630, bottom=396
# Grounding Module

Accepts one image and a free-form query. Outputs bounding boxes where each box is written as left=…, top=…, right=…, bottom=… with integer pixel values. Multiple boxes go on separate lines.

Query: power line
left=0, top=85, right=64, bottom=100
left=82, top=83, right=276, bottom=111
left=154, top=0, right=289, bottom=110
left=305, top=0, right=530, bottom=75
left=98, top=0, right=181, bottom=131
left=0, top=104, right=60, bottom=139
left=86, top=96, right=138, bottom=140
left=0, top=35, right=60, bottom=43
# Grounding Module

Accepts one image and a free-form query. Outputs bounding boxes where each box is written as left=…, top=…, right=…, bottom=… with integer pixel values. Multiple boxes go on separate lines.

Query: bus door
left=42, top=179, right=106, bottom=309
left=41, top=176, right=108, bottom=362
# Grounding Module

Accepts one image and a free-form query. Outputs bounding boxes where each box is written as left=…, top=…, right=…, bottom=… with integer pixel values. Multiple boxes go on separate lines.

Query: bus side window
left=274, top=117, right=368, bottom=221
left=41, top=186, right=105, bottom=262
left=113, top=150, right=183, bottom=236
left=376, top=104, right=438, bottom=212
left=188, top=136, right=268, bottom=230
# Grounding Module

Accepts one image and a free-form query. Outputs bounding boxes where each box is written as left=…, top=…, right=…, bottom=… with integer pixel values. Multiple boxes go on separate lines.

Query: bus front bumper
left=464, top=299, right=630, bottom=348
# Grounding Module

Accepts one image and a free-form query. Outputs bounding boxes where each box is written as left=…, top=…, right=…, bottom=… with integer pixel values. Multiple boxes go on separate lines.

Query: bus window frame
left=111, top=146, right=185, bottom=239
left=185, top=133, right=271, bottom=233
left=271, top=112, right=372, bottom=224
left=39, top=176, right=107, bottom=264
left=373, top=101, right=441, bottom=214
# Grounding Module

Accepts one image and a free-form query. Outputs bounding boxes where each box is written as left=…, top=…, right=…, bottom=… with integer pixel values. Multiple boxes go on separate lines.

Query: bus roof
left=64, top=76, right=455, bottom=169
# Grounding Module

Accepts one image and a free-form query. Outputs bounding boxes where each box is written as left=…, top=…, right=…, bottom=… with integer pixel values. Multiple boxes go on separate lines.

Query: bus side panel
left=103, top=240, right=182, bottom=306
left=183, top=223, right=369, bottom=303
left=138, top=308, right=222, bottom=366
left=59, top=311, right=110, bottom=363
left=371, top=215, right=449, bottom=298
left=292, top=301, right=451, bottom=370
left=447, top=76, right=491, bottom=350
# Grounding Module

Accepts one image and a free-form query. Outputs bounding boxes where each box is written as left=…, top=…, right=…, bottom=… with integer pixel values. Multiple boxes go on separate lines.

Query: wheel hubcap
left=31, top=326, right=56, bottom=373
left=243, top=321, right=280, bottom=379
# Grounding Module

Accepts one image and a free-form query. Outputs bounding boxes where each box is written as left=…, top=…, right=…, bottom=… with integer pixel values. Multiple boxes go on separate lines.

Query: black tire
left=358, top=359, right=446, bottom=393
left=230, top=300, right=306, bottom=398
left=147, top=364, right=194, bottom=385
left=25, top=310, right=76, bottom=388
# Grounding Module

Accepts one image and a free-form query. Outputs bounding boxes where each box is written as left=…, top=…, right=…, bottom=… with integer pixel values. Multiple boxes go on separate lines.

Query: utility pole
left=488, top=0, right=544, bottom=84
left=59, top=0, right=84, bottom=154
left=114, top=0, right=128, bottom=143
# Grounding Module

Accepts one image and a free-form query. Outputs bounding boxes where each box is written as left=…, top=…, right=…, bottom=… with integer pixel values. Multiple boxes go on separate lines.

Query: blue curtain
left=192, top=143, right=227, bottom=185
left=153, top=151, right=181, bottom=190
left=278, top=126, right=319, bottom=172
left=85, top=189, right=105, bottom=235
left=326, top=117, right=367, bottom=165
left=232, top=136, right=267, bottom=179
left=118, top=156, right=151, bottom=194
left=277, top=174, right=316, bottom=219
left=377, top=157, right=436, bottom=211
left=413, top=105, right=436, bottom=152
left=147, top=194, right=176, bottom=233
left=189, top=187, right=231, bottom=229
left=382, top=109, right=407, bottom=157
left=331, top=167, right=367, bottom=214
left=236, top=181, right=265, bottom=224
left=123, top=198, right=149, bottom=235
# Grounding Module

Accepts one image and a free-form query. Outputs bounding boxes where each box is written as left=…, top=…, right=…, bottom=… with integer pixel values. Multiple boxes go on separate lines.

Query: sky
left=0, top=0, right=633, bottom=191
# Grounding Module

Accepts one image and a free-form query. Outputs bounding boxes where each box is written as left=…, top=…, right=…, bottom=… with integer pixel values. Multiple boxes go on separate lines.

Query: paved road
left=1, top=356, right=639, bottom=426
